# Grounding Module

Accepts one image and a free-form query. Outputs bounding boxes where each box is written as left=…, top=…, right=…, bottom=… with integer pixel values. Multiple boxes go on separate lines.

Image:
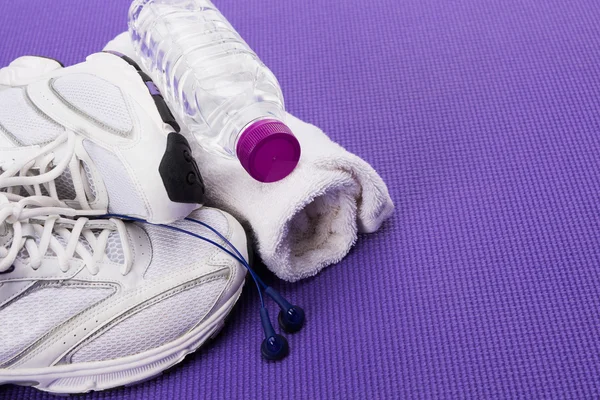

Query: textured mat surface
left=2, top=0, right=600, bottom=398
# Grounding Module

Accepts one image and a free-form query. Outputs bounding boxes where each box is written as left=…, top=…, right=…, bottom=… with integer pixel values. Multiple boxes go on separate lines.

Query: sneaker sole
left=0, top=278, right=245, bottom=394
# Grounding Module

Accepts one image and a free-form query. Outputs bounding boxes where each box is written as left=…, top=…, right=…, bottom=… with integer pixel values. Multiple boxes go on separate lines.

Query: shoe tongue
left=51, top=230, right=125, bottom=264
left=12, top=227, right=125, bottom=265
left=0, top=160, right=97, bottom=205
left=0, top=209, right=124, bottom=266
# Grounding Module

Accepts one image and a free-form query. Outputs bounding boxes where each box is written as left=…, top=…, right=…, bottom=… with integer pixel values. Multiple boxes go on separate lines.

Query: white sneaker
left=0, top=53, right=205, bottom=223
left=0, top=201, right=247, bottom=394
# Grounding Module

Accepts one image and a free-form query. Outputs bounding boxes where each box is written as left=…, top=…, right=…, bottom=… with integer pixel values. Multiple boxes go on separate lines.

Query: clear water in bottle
left=129, top=0, right=301, bottom=182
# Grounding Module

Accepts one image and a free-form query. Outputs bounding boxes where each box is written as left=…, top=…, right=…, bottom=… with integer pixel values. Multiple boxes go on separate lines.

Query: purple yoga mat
left=1, top=0, right=600, bottom=398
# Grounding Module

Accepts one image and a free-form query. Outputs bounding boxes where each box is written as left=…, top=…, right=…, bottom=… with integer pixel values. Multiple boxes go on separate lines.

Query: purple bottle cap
left=236, top=119, right=301, bottom=183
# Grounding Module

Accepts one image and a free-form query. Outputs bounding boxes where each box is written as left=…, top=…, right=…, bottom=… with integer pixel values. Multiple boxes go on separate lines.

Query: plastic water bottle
left=128, top=0, right=301, bottom=183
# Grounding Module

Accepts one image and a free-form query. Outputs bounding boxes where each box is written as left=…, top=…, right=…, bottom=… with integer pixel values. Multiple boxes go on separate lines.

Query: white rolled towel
left=105, top=33, right=394, bottom=282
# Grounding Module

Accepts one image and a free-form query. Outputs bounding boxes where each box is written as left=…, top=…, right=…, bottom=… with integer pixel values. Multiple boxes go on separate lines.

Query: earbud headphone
left=259, top=287, right=305, bottom=360
left=183, top=217, right=305, bottom=361
left=107, top=214, right=305, bottom=361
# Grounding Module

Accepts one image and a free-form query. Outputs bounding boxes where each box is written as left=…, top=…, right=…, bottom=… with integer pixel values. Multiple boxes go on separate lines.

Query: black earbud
left=264, top=287, right=305, bottom=333
left=260, top=307, right=289, bottom=361
left=278, top=306, right=306, bottom=334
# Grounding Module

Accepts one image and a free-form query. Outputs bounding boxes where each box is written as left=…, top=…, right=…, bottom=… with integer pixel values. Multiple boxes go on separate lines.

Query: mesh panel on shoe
left=52, top=234, right=68, bottom=257
left=82, top=162, right=97, bottom=199
left=74, top=234, right=94, bottom=258
left=51, top=74, right=133, bottom=136
left=16, top=244, right=29, bottom=261
left=54, top=167, right=77, bottom=200
left=0, top=87, right=63, bottom=145
left=105, top=231, right=125, bottom=264
left=141, top=209, right=229, bottom=281
left=83, top=140, right=147, bottom=217
left=70, top=277, right=226, bottom=363
left=0, top=285, right=113, bottom=364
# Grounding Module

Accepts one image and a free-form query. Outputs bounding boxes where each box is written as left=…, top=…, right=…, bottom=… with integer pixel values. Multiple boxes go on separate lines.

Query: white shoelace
left=0, top=194, right=132, bottom=276
left=0, top=131, right=93, bottom=209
